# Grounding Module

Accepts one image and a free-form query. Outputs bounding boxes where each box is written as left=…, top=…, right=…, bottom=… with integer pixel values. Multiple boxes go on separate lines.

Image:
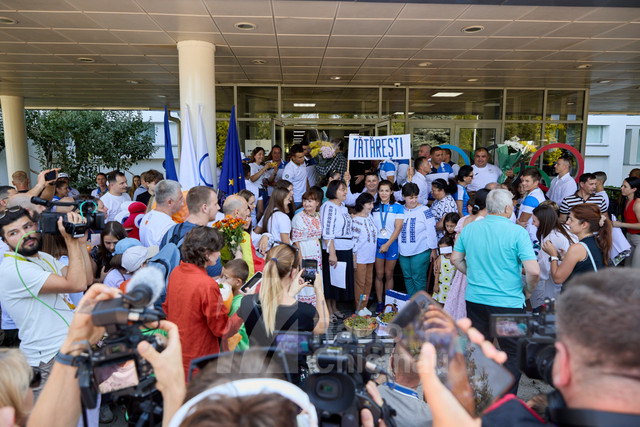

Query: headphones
left=169, top=378, right=318, bottom=427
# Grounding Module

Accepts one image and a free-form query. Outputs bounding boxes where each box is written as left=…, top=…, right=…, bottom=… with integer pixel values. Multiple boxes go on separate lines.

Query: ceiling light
left=598, top=80, right=611, bottom=84
left=461, top=25, right=484, bottom=34
left=251, top=59, right=266, bottom=65
left=234, top=22, right=256, bottom=31
left=483, top=102, right=500, bottom=107
left=467, top=78, right=478, bottom=82
left=412, top=103, right=434, bottom=107
left=393, top=112, right=404, bottom=115
left=418, top=62, right=431, bottom=67
left=293, top=103, right=315, bottom=107
left=567, top=102, right=575, bottom=105
left=77, top=57, right=95, bottom=63
left=126, top=80, right=139, bottom=84
left=432, top=92, right=463, bottom=98
left=330, top=76, right=341, bottom=80
left=577, top=64, right=592, bottom=69
left=157, top=95, right=167, bottom=98
left=0, top=16, right=18, bottom=25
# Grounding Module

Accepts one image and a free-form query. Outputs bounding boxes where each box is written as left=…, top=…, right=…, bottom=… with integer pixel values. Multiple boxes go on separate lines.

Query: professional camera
left=31, top=196, right=105, bottom=237
left=276, top=330, right=397, bottom=427
left=73, top=268, right=166, bottom=425
left=490, top=299, right=556, bottom=384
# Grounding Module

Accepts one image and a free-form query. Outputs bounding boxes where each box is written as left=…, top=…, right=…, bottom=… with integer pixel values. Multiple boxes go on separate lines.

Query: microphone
left=124, top=266, right=164, bottom=308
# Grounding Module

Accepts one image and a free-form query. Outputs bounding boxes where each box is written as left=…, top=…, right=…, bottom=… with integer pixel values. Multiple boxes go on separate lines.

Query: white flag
left=178, top=104, right=198, bottom=190
left=196, top=104, right=214, bottom=187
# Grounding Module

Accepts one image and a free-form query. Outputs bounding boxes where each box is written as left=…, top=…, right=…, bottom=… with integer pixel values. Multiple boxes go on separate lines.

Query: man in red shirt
left=163, top=226, right=243, bottom=377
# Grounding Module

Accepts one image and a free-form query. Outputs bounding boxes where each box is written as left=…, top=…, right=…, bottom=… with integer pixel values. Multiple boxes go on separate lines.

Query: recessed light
left=0, top=16, right=18, bottom=25
left=467, top=78, right=479, bottom=82
left=293, top=103, right=316, bottom=107
left=157, top=95, right=167, bottom=98
left=251, top=59, right=267, bottom=65
left=598, top=80, right=611, bottom=84
left=126, top=80, right=139, bottom=84
left=77, top=57, right=95, bottom=63
left=234, top=22, right=256, bottom=31
left=418, top=62, right=431, bottom=67
left=461, top=25, right=484, bottom=34
left=567, top=102, right=575, bottom=105
left=577, top=64, right=592, bottom=69
left=432, top=92, right=463, bottom=98
left=393, top=112, right=404, bottom=115
left=330, top=76, right=341, bottom=80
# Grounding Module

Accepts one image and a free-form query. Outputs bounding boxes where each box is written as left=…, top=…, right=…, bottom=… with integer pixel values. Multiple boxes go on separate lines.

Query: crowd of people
left=1, top=139, right=639, bottom=427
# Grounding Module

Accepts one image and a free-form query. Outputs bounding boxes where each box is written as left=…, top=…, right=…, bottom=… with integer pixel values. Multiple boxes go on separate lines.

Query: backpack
left=147, top=243, right=181, bottom=314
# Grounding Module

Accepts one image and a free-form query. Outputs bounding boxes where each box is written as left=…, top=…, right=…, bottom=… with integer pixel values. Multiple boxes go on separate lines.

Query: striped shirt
left=559, top=192, right=607, bottom=215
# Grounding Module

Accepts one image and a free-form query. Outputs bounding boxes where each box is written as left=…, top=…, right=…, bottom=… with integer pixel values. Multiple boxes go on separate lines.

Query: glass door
left=455, top=124, right=500, bottom=165
left=409, top=122, right=452, bottom=158
left=272, top=119, right=285, bottom=151
left=375, top=120, right=390, bottom=136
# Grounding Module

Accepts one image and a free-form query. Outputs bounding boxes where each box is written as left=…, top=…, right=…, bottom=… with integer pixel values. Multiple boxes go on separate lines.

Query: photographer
left=417, top=269, right=640, bottom=427
left=0, top=207, right=92, bottom=396
left=26, top=284, right=186, bottom=427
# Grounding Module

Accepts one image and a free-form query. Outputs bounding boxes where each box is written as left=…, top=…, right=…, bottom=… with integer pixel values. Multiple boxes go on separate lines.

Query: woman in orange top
left=162, top=226, right=243, bottom=377
left=613, top=177, right=640, bottom=268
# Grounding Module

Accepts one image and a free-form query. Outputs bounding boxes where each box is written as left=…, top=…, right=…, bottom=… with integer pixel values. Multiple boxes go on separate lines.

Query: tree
left=26, top=110, right=156, bottom=191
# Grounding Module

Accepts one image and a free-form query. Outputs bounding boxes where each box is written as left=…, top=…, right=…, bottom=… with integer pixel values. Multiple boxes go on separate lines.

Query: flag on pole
left=178, top=104, right=198, bottom=190
left=196, top=104, right=214, bottom=187
left=219, top=106, right=245, bottom=196
left=163, top=106, right=178, bottom=181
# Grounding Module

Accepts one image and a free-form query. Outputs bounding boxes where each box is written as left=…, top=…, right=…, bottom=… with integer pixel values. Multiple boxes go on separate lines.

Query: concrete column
left=177, top=40, right=217, bottom=188
left=1, top=95, right=30, bottom=183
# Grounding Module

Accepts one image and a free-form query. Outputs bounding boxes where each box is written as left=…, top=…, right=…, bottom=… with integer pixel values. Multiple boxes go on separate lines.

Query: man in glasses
left=0, top=207, right=92, bottom=397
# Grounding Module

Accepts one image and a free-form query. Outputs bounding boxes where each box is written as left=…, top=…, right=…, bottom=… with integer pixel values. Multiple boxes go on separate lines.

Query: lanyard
left=383, top=382, right=419, bottom=399
left=4, top=252, right=76, bottom=310
left=380, top=203, right=390, bottom=230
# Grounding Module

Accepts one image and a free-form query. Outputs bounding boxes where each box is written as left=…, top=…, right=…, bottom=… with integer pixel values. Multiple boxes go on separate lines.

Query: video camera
left=275, top=330, right=397, bottom=427
left=31, top=196, right=105, bottom=237
left=73, top=268, right=166, bottom=425
left=490, top=299, right=556, bottom=384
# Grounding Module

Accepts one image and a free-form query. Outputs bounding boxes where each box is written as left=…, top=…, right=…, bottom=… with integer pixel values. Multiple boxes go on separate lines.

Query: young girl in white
left=432, top=234, right=456, bottom=305
left=351, top=192, right=377, bottom=315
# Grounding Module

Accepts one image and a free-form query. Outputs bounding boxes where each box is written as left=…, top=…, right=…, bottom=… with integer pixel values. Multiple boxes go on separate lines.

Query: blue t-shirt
left=379, top=160, right=397, bottom=181
left=372, top=202, right=404, bottom=239
left=454, top=215, right=536, bottom=309
left=431, top=162, right=454, bottom=175
left=456, top=184, right=469, bottom=216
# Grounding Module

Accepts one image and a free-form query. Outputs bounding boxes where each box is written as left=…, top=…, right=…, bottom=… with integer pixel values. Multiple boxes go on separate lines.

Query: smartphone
left=390, top=291, right=514, bottom=417
left=240, top=271, right=263, bottom=294
left=301, top=259, right=318, bottom=284
left=44, top=170, right=57, bottom=181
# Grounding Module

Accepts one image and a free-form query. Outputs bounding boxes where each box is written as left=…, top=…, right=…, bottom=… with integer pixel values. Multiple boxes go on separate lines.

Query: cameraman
left=417, top=269, right=640, bottom=427
left=0, top=207, right=92, bottom=397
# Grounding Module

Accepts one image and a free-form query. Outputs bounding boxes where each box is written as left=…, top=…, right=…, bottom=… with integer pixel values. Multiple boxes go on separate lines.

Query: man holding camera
left=0, top=207, right=92, bottom=396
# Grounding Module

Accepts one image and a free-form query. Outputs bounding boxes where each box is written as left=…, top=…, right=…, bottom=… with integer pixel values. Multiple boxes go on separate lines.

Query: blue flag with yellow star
left=219, top=105, right=245, bottom=196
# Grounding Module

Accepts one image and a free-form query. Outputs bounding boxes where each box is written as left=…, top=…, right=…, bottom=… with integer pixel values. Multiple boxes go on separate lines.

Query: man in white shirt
left=0, top=208, right=91, bottom=394
left=594, top=171, right=609, bottom=210
left=301, top=141, right=318, bottom=187
left=407, top=157, right=432, bottom=206
left=101, top=171, right=131, bottom=222
left=282, top=144, right=309, bottom=207
left=139, top=180, right=183, bottom=247
left=546, top=155, right=577, bottom=206
left=516, top=168, right=546, bottom=244
left=468, top=148, right=502, bottom=192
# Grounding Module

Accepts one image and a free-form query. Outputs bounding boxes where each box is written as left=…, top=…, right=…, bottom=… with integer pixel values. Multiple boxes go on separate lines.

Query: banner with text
left=348, top=134, right=411, bottom=160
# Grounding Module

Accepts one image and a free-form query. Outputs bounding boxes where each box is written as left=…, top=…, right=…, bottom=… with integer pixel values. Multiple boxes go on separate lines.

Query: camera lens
left=316, top=378, right=340, bottom=399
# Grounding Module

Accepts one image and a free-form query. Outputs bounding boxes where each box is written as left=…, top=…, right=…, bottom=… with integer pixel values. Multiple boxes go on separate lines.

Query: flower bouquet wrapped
left=310, top=139, right=337, bottom=165
left=211, top=216, right=247, bottom=263
left=496, top=136, right=537, bottom=183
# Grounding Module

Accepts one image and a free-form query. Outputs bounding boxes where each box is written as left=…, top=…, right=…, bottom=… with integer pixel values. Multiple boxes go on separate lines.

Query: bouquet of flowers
left=496, top=136, right=537, bottom=183
left=211, top=216, right=247, bottom=262
left=310, top=140, right=336, bottom=160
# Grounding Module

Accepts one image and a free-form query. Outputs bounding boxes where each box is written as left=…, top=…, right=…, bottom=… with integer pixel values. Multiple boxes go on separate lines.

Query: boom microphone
left=124, top=266, right=165, bottom=308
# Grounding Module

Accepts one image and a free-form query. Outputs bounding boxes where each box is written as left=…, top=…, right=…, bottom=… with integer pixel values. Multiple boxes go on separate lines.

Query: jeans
left=399, top=249, right=431, bottom=296
left=465, top=300, right=525, bottom=395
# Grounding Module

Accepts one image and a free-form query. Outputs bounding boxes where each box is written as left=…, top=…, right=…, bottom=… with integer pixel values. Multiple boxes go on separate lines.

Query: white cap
left=121, top=245, right=159, bottom=272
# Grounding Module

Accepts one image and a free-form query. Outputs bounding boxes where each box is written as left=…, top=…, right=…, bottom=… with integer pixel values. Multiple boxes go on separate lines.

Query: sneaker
left=357, top=307, right=372, bottom=317
left=375, top=302, right=384, bottom=315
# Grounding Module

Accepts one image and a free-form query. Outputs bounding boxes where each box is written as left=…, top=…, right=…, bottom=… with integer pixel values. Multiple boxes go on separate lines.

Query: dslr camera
left=32, top=196, right=105, bottom=237
left=490, top=299, right=556, bottom=384
left=276, top=331, right=396, bottom=427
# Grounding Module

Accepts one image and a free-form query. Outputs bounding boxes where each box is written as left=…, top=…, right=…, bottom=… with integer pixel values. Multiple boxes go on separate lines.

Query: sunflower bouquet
left=211, top=216, right=247, bottom=259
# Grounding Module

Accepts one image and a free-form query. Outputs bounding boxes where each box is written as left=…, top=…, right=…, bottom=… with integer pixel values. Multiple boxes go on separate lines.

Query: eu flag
left=163, top=105, right=178, bottom=181
left=219, top=106, right=245, bottom=195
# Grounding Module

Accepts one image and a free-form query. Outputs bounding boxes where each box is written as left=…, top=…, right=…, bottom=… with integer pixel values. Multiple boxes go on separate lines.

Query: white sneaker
left=357, top=307, right=372, bottom=317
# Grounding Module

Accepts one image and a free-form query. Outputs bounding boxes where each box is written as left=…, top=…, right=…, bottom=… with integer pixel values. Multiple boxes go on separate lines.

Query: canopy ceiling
left=0, top=0, right=638, bottom=112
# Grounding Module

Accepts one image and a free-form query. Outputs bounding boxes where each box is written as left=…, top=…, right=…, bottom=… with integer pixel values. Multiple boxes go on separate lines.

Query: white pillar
left=1, top=95, right=30, bottom=183
left=177, top=40, right=217, bottom=188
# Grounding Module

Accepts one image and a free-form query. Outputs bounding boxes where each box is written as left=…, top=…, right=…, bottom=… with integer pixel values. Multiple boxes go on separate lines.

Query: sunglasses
left=30, top=367, right=42, bottom=389
left=0, top=206, right=21, bottom=221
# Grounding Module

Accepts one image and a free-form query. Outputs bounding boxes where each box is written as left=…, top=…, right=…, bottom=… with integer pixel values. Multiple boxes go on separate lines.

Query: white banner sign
left=348, top=134, right=411, bottom=160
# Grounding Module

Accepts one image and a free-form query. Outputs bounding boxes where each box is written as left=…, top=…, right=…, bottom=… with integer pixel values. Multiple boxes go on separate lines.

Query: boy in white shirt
left=282, top=144, right=309, bottom=207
